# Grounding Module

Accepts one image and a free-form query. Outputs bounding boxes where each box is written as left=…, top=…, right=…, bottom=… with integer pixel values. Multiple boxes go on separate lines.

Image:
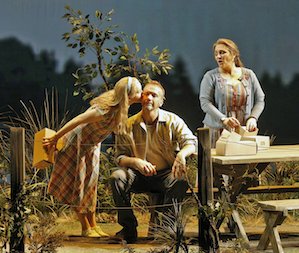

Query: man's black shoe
left=111, top=227, right=137, bottom=244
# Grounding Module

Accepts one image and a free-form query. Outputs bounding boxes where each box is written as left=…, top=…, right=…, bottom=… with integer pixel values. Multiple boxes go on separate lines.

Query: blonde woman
left=43, top=77, right=142, bottom=237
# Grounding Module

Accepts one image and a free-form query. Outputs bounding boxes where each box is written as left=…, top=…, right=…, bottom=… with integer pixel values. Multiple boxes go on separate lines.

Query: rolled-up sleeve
left=115, top=133, right=134, bottom=166
left=172, top=115, right=197, bottom=152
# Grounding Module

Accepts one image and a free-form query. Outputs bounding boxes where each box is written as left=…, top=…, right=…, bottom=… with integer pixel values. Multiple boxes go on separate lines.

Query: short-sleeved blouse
left=47, top=106, right=116, bottom=213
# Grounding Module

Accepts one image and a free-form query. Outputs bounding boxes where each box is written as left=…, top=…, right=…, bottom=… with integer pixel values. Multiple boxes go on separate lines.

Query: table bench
left=257, top=199, right=299, bottom=253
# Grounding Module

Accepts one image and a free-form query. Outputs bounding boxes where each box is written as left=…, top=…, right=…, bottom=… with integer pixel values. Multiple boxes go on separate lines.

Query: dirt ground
left=50, top=212, right=299, bottom=253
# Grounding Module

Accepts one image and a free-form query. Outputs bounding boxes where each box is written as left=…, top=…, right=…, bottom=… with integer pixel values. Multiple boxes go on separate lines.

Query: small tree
left=62, top=5, right=173, bottom=99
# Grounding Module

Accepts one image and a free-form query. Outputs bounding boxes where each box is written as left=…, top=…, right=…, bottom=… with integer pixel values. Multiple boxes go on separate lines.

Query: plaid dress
left=47, top=107, right=116, bottom=213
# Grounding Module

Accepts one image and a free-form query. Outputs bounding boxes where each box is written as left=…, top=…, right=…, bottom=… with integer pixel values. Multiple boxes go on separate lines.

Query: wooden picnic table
left=257, top=199, right=299, bottom=253
left=197, top=128, right=299, bottom=244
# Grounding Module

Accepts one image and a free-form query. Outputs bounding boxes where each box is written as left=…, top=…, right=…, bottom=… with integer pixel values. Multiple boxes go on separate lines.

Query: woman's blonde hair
left=213, top=38, right=244, bottom=67
left=90, top=76, right=140, bottom=134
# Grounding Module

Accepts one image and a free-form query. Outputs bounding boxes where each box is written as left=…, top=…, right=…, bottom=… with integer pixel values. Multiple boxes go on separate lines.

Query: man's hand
left=135, top=158, right=157, bottom=177
left=172, top=154, right=186, bottom=178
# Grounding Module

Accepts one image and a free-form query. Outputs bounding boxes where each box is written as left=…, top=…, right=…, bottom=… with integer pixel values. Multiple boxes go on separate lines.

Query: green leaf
left=72, top=44, right=78, bottom=48
left=65, top=5, right=70, bottom=10
left=67, top=44, right=73, bottom=48
left=114, top=37, right=121, bottom=42
left=72, top=73, right=79, bottom=79
left=108, top=9, right=114, bottom=16
left=61, top=13, right=70, bottom=19
left=92, top=63, right=97, bottom=69
left=124, top=43, right=129, bottom=52
left=92, top=71, right=98, bottom=78
left=72, top=29, right=81, bottom=35
left=162, top=67, right=168, bottom=75
left=113, top=72, right=121, bottom=78
left=120, top=56, right=126, bottom=61
left=104, top=48, right=112, bottom=55
left=163, top=49, right=170, bottom=53
left=73, top=90, right=80, bottom=96
left=95, top=10, right=100, bottom=18
left=135, top=44, right=140, bottom=52
left=133, top=33, right=137, bottom=40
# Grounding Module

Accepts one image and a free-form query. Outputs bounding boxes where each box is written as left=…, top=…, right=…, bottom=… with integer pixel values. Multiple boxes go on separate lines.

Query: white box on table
left=216, top=129, right=257, bottom=156
left=241, top=136, right=270, bottom=150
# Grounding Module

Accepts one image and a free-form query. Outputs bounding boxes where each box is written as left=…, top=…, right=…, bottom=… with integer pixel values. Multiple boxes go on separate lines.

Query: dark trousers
left=110, top=168, right=188, bottom=230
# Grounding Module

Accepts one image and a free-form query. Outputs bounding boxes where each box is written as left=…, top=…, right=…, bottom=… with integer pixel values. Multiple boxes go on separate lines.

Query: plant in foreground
left=27, top=214, right=67, bottom=253
left=151, top=200, right=192, bottom=253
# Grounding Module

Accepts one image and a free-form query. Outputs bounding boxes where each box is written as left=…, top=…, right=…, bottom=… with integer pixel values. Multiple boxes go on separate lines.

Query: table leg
left=257, top=210, right=287, bottom=253
left=230, top=206, right=249, bottom=243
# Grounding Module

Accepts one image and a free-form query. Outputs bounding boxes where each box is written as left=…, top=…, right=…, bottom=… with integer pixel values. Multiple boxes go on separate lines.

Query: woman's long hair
left=213, top=38, right=244, bottom=67
left=90, top=76, right=139, bottom=134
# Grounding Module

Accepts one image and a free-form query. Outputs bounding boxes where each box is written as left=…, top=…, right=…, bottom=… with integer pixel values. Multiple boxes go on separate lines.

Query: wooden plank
left=271, top=226, right=284, bottom=253
left=10, top=128, right=26, bottom=198
left=245, top=185, right=299, bottom=194
left=211, top=145, right=299, bottom=165
left=10, top=127, right=25, bottom=253
left=198, top=128, right=213, bottom=206
left=257, top=210, right=288, bottom=253
left=257, top=211, right=271, bottom=250
left=231, top=209, right=249, bottom=243
left=258, top=199, right=299, bottom=211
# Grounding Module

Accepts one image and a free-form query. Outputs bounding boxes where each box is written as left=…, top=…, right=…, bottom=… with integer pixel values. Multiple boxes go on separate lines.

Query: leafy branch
left=62, top=5, right=173, bottom=99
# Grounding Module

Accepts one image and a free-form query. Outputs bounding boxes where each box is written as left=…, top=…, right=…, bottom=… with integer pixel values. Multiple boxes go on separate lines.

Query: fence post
left=197, top=128, right=214, bottom=250
left=197, top=127, right=213, bottom=206
left=10, top=127, right=25, bottom=253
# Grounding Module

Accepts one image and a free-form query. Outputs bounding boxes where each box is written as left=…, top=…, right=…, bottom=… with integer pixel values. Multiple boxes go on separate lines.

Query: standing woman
left=43, top=77, right=142, bottom=237
left=199, top=38, right=265, bottom=147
